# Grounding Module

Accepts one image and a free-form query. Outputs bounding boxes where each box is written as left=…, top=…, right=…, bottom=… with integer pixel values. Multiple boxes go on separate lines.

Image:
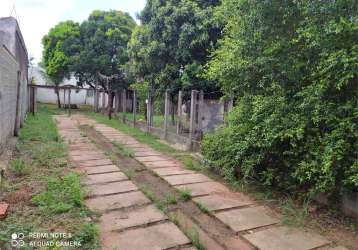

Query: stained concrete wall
left=0, top=46, right=19, bottom=148
left=0, top=17, right=28, bottom=152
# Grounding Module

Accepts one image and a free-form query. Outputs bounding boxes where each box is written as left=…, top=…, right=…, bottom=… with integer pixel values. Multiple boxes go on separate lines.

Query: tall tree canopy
left=202, top=0, right=358, bottom=197
left=72, top=10, right=136, bottom=91
left=42, top=21, right=80, bottom=107
left=129, top=0, right=222, bottom=95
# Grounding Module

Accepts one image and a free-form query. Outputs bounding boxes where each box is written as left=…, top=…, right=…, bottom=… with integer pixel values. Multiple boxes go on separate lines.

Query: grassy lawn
left=0, top=104, right=99, bottom=249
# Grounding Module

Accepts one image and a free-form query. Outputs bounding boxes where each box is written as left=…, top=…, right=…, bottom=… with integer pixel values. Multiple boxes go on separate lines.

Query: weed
left=179, top=156, right=202, bottom=171
left=281, top=197, right=310, bottom=227
left=71, top=222, right=100, bottom=250
left=113, top=141, right=134, bottom=157
left=179, top=188, right=192, bottom=201
left=9, top=158, right=29, bottom=176
left=155, top=200, right=165, bottom=211
left=165, top=193, right=178, bottom=205
left=140, top=185, right=156, bottom=201
left=32, top=173, right=84, bottom=215
left=187, top=228, right=206, bottom=250
left=197, top=202, right=211, bottom=215
left=123, top=169, right=135, bottom=179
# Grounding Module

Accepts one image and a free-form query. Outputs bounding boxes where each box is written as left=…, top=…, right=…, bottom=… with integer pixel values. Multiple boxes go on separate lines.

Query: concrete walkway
left=70, top=114, right=350, bottom=250
left=55, top=115, right=195, bottom=250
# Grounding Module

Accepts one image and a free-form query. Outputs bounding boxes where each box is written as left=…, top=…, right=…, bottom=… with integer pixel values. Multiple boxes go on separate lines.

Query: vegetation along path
left=55, top=115, right=195, bottom=250
left=68, top=113, right=350, bottom=250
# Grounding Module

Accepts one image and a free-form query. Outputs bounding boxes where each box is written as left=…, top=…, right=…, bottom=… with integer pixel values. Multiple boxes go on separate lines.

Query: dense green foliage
left=42, top=21, right=80, bottom=84
left=128, top=0, right=222, bottom=95
left=43, top=10, right=136, bottom=91
left=73, top=10, right=136, bottom=90
left=202, top=0, right=358, bottom=198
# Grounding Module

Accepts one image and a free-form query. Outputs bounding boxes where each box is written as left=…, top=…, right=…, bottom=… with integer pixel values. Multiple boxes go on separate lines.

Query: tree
left=202, top=0, right=358, bottom=198
left=131, top=0, right=222, bottom=96
left=42, top=21, right=80, bottom=108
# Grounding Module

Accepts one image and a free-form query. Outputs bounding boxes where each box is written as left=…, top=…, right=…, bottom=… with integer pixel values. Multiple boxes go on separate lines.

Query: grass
left=122, top=169, right=136, bottom=179
left=9, top=158, right=29, bottom=176
left=0, top=104, right=99, bottom=249
left=187, top=228, right=206, bottom=250
left=179, top=188, right=192, bottom=201
left=165, top=193, right=178, bottom=205
left=113, top=141, right=134, bottom=157
left=281, top=197, right=310, bottom=227
left=196, top=202, right=211, bottom=215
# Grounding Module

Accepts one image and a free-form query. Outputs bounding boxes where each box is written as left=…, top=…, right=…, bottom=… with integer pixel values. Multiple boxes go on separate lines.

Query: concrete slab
left=152, top=167, right=195, bottom=176
left=193, top=194, right=252, bottom=211
left=99, top=205, right=167, bottom=232
left=163, top=173, right=211, bottom=186
left=85, top=191, right=150, bottom=212
left=215, top=206, right=279, bottom=232
left=329, top=247, right=349, bottom=250
left=79, top=159, right=113, bottom=167
left=87, top=181, right=138, bottom=197
left=100, top=222, right=190, bottom=250
left=71, top=154, right=107, bottom=162
left=134, top=151, right=162, bottom=157
left=175, top=182, right=230, bottom=197
left=69, top=150, right=104, bottom=156
left=145, top=161, right=182, bottom=169
left=136, top=155, right=172, bottom=162
left=84, top=172, right=128, bottom=185
left=84, top=165, right=120, bottom=175
left=244, top=226, right=330, bottom=250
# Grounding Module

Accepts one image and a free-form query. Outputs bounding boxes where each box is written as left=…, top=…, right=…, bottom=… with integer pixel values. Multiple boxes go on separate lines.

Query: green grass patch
left=0, top=104, right=99, bottom=249
left=179, top=188, right=192, bottom=201
left=113, top=141, right=134, bottom=157
left=32, top=173, right=85, bottom=215
left=165, top=193, right=178, bottom=205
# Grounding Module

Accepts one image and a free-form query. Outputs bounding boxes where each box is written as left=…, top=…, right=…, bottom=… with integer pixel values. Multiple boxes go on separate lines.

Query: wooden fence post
left=189, top=90, right=198, bottom=148
left=164, top=89, right=170, bottom=138
left=133, top=90, right=137, bottom=126
left=177, top=90, right=183, bottom=134
left=122, top=89, right=127, bottom=123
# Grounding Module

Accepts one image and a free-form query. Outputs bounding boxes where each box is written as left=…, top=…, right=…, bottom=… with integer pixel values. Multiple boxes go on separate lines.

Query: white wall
left=36, top=87, right=95, bottom=106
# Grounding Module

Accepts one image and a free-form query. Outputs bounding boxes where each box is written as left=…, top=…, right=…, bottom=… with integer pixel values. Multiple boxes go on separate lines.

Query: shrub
left=203, top=0, right=358, bottom=198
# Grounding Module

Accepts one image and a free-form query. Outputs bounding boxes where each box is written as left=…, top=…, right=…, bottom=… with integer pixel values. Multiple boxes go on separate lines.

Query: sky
left=0, top=0, right=146, bottom=63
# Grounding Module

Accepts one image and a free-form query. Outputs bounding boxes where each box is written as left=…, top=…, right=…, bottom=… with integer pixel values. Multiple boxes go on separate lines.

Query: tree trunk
left=55, top=85, right=61, bottom=108
left=108, top=91, right=114, bottom=120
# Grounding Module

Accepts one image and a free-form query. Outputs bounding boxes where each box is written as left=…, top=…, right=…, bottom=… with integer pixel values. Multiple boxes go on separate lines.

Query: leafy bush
left=32, top=173, right=84, bottom=214
left=203, top=0, right=358, bottom=198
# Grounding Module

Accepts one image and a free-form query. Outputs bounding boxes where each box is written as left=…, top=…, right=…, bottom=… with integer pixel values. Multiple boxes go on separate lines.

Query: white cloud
left=0, top=0, right=75, bottom=63
left=0, top=0, right=145, bottom=64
